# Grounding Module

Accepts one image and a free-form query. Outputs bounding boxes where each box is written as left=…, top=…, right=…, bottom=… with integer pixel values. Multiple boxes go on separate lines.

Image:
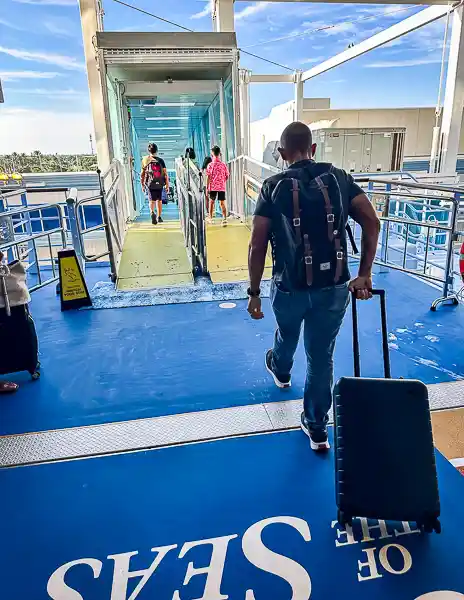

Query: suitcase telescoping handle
left=352, top=289, right=391, bottom=379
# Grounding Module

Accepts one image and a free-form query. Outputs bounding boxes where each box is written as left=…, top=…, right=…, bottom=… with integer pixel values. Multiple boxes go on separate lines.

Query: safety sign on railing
left=57, top=249, right=92, bottom=311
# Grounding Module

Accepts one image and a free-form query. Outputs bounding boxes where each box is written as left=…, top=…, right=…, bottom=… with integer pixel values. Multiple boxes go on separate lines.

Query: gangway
left=2, top=2, right=464, bottom=597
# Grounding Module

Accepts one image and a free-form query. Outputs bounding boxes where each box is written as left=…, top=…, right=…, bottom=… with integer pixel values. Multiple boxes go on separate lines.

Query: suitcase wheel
left=337, top=510, right=353, bottom=528
left=417, top=518, right=441, bottom=534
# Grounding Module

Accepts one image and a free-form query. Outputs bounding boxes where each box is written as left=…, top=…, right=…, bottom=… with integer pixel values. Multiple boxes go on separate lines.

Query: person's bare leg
left=220, top=200, right=227, bottom=226
left=209, top=198, right=215, bottom=220
left=157, top=200, right=163, bottom=219
left=149, top=199, right=157, bottom=224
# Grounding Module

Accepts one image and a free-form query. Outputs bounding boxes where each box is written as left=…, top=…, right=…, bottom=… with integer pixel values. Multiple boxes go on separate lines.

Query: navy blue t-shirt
left=254, top=160, right=364, bottom=289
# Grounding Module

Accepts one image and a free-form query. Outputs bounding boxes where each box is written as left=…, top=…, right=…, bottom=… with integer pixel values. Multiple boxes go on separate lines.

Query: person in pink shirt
left=206, top=145, right=229, bottom=227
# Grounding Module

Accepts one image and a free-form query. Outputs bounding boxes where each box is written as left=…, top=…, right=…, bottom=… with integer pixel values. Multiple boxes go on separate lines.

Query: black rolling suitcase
left=0, top=262, right=40, bottom=380
left=333, top=289, right=441, bottom=533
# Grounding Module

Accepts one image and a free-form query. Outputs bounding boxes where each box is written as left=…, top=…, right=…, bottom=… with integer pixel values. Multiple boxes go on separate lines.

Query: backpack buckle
left=327, top=214, right=335, bottom=223
left=336, top=251, right=344, bottom=260
left=293, top=218, right=301, bottom=227
left=305, top=256, right=313, bottom=265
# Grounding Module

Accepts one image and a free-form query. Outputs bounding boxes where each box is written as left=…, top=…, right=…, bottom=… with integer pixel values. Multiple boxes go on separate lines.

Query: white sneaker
left=222, top=218, right=227, bottom=227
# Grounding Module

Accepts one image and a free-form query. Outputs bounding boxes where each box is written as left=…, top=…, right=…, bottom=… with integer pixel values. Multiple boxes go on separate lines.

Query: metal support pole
left=231, top=50, right=242, bottom=159
left=78, top=0, right=113, bottom=169
left=219, top=79, right=228, bottom=158
left=239, top=69, right=251, bottom=157
left=213, top=0, right=234, bottom=32
left=294, top=70, right=304, bottom=122
left=97, top=170, right=118, bottom=283
left=439, top=5, right=464, bottom=174
left=66, top=188, right=86, bottom=274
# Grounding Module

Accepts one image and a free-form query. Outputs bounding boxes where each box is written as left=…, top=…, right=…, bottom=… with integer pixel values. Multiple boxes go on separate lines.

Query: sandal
left=0, top=381, right=19, bottom=394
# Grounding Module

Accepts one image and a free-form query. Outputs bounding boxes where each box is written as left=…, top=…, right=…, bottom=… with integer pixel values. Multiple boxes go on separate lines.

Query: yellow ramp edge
left=117, top=221, right=192, bottom=291
left=207, top=221, right=272, bottom=284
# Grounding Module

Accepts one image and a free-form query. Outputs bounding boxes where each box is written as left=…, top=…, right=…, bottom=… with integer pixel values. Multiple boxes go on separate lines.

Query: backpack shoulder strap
left=314, top=176, right=335, bottom=242
left=291, top=179, right=302, bottom=246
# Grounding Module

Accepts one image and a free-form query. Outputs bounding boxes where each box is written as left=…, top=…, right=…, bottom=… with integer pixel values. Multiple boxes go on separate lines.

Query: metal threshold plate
left=0, top=380, right=462, bottom=468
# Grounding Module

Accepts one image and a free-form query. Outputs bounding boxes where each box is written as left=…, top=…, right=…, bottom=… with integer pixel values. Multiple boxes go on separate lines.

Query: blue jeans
left=270, top=280, right=350, bottom=432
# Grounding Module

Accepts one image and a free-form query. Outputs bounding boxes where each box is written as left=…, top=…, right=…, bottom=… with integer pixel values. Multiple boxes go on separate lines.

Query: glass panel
left=106, top=76, right=123, bottom=163
left=223, top=75, right=235, bottom=162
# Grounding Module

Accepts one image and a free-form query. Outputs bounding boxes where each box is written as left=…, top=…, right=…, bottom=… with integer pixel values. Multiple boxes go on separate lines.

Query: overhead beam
left=236, top=0, right=451, bottom=4
left=302, top=5, right=453, bottom=82
left=250, top=74, right=295, bottom=83
left=123, top=81, right=219, bottom=97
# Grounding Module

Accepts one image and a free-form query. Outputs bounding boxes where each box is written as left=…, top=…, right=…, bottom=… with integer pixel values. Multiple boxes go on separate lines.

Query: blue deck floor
left=0, top=267, right=463, bottom=435
left=2, top=429, right=464, bottom=599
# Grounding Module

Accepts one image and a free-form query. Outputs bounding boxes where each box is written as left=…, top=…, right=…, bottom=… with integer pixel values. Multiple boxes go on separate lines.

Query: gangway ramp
left=207, top=220, right=272, bottom=283
left=117, top=220, right=193, bottom=290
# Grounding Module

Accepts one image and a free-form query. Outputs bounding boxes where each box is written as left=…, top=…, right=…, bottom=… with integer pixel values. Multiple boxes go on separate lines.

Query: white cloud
left=236, top=2, right=270, bottom=21
left=323, top=21, right=357, bottom=36
left=366, top=56, right=445, bottom=68
left=43, top=18, right=76, bottom=37
left=0, top=47, right=85, bottom=71
left=299, top=56, right=324, bottom=65
left=191, top=0, right=213, bottom=20
left=0, top=18, right=27, bottom=31
left=7, top=88, right=87, bottom=98
left=13, top=0, right=76, bottom=5
left=0, top=70, right=62, bottom=82
left=0, top=108, right=93, bottom=154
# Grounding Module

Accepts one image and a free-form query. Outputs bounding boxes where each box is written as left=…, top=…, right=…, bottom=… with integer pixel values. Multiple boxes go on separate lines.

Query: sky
left=0, top=0, right=451, bottom=154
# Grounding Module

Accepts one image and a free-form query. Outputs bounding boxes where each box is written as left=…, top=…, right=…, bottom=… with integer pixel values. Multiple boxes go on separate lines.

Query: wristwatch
left=247, top=287, right=261, bottom=298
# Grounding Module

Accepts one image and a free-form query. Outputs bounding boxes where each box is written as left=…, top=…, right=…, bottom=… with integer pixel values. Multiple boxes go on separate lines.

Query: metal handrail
left=233, top=160, right=462, bottom=310
left=356, top=176, right=462, bottom=196
left=67, top=161, right=127, bottom=282
left=175, top=157, right=207, bottom=276
left=0, top=201, right=67, bottom=292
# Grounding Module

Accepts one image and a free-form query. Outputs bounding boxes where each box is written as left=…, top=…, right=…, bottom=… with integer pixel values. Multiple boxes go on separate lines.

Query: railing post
left=20, top=191, right=39, bottom=276
left=97, top=169, right=117, bottom=283
left=379, top=182, right=390, bottom=273
left=0, top=196, right=15, bottom=263
left=66, top=187, right=85, bottom=274
left=444, top=192, right=460, bottom=298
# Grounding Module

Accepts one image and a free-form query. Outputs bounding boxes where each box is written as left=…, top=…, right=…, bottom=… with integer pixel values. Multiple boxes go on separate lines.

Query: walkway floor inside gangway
left=206, top=220, right=272, bottom=283
left=117, top=203, right=193, bottom=290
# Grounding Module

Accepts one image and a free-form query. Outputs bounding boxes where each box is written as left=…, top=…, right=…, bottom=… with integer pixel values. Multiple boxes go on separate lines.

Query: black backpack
left=270, top=163, right=353, bottom=290
left=146, top=159, right=164, bottom=191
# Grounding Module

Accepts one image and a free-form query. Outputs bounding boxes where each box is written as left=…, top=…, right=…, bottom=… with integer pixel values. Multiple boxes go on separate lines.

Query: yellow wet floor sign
left=58, top=249, right=92, bottom=310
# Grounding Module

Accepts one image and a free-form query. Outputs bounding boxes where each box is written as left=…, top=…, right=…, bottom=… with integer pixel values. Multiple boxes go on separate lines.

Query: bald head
left=278, top=121, right=315, bottom=165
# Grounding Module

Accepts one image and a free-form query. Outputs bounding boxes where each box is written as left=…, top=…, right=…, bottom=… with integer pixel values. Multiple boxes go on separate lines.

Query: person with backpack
left=141, top=143, right=169, bottom=225
left=206, top=145, right=229, bottom=227
left=247, top=122, right=380, bottom=451
left=201, top=156, right=212, bottom=213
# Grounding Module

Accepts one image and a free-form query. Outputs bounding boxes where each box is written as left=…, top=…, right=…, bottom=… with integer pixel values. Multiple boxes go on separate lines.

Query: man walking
left=247, top=122, right=380, bottom=451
